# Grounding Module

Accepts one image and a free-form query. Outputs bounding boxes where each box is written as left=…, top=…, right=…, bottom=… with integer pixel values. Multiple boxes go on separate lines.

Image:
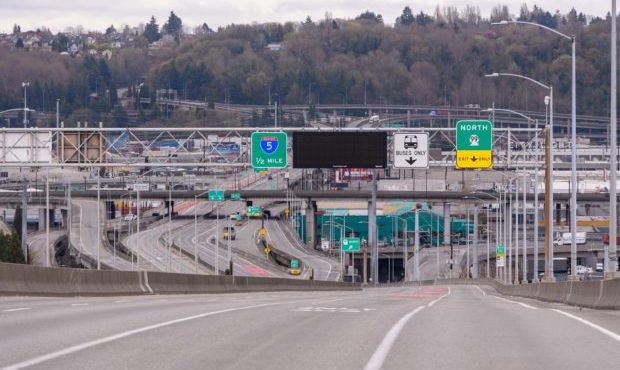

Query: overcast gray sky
left=0, top=1, right=611, bottom=34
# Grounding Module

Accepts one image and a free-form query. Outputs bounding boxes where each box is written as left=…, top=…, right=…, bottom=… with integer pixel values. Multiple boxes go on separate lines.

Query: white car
left=124, top=214, right=136, bottom=221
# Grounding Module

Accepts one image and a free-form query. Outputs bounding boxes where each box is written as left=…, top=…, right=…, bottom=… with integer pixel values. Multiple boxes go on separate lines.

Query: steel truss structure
left=0, top=125, right=594, bottom=170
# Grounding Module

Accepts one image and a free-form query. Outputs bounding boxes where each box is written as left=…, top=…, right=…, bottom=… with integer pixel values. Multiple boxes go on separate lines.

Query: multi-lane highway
left=1, top=284, right=619, bottom=369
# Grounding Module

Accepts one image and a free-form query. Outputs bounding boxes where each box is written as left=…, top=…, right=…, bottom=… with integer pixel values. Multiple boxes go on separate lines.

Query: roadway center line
left=364, top=288, right=451, bottom=370
left=552, top=309, right=620, bottom=343
left=2, top=308, right=31, bottom=312
left=1, top=301, right=286, bottom=370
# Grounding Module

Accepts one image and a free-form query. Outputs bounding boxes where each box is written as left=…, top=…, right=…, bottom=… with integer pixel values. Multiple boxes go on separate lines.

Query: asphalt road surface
left=1, top=285, right=619, bottom=369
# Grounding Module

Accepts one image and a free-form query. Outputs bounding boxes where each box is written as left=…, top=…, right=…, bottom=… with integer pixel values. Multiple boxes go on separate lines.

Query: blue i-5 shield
left=260, top=136, right=279, bottom=154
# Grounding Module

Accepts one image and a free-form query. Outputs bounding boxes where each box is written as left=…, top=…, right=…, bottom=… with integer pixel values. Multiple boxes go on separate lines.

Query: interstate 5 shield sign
left=251, top=132, right=287, bottom=169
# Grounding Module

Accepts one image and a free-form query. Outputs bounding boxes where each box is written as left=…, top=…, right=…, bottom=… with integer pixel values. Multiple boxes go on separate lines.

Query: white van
left=553, top=232, right=587, bottom=246
left=369, top=115, right=380, bottom=122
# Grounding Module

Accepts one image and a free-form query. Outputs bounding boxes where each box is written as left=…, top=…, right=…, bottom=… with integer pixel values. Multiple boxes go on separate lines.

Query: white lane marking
left=364, top=288, right=451, bottom=370
left=428, top=287, right=450, bottom=307
left=2, top=308, right=31, bottom=312
left=114, top=300, right=131, bottom=303
left=474, top=285, right=487, bottom=297
left=2, top=302, right=283, bottom=370
left=552, top=309, right=620, bottom=342
left=70, top=303, right=89, bottom=307
left=491, top=295, right=538, bottom=310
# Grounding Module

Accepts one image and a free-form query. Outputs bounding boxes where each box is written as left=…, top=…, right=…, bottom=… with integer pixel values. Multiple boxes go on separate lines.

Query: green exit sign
left=208, top=189, right=225, bottom=201
left=290, top=259, right=299, bottom=269
left=231, top=192, right=241, bottom=200
left=247, top=206, right=261, bottom=217
left=496, top=245, right=505, bottom=256
left=341, top=237, right=361, bottom=252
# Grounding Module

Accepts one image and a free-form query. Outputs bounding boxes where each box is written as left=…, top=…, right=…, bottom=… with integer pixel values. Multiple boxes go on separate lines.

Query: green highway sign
left=208, top=189, right=225, bottom=201
left=456, top=120, right=493, bottom=169
left=251, top=132, right=287, bottom=169
left=231, top=192, right=241, bottom=200
left=290, top=259, right=299, bottom=269
left=247, top=206, right=261, bottom=217
left=456, top=120, right=493, bottom=150
left=496, top=245, right=505, bottom=256
left=341, top=237, right=361, bottom=252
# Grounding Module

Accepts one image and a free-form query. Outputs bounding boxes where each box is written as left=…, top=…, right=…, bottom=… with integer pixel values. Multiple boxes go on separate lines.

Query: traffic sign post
left=341, top=237, right=361, bottom=252
left=251, top=132, right=287, bottom=169
left=393, top=133, right=429, bottom=168
left=455, top=120, right=493, bottom=169
left=208, top=189, right=225, bottom=201
left=496, top=245, right=505, bottom=268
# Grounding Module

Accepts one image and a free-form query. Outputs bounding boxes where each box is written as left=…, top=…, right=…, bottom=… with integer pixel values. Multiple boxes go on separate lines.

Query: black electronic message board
left=293, top=132, right=387, bottom=168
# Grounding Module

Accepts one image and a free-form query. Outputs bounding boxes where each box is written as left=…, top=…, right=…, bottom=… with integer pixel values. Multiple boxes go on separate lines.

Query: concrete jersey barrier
left=0, top=262, right=360, bottom=297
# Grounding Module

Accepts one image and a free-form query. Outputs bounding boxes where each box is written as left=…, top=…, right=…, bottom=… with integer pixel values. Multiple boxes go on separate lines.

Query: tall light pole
left=486, top=72, right=554, bottom=281
left=492, top=19, right=577, bottom=280
left=608, top=0, right=618, bottom=279
left=22, top=82, right=30, bottom=128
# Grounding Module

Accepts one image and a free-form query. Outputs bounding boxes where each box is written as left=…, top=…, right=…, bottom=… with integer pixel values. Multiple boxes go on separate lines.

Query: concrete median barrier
left=1, top=262, right=359, bottom=296
left=595, top=279, right=620, bottom=310
left=564, top=280, right=602, bottom=308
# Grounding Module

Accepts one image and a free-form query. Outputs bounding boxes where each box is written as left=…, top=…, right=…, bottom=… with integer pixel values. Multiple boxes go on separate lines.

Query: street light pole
left=608, top=0, right=618, bottom=279
left=194, top=196, right=198, bottom=273
left=493, top=19, right=576, bottom=280
left=22, top=82, right=30, bottom=128
left=522, top=173, right=528, bottom=283
left=486, top=72, right=554, bottom=282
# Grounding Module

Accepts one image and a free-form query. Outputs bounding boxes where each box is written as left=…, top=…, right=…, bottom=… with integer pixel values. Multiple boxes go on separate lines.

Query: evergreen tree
left=356, top=10, right=383, bottom=24
left=163, top=11, right=183, bottom=37
left=105, top=24, right=116, bottom=35
left=143, top=16, right=161, bottom=43
left=13, top=204, right=22, bottom=247
left=201, top=22, right=212, bottom=33
left=398, top=6, right=415, bottom=26
left=0, top=232, right=26, bottom=264
left=15, top=38, right=24, bottom=48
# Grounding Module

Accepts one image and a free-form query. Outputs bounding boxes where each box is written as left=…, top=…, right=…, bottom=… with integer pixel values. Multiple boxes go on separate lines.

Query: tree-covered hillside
left=0, top=5, right=615, bottom=127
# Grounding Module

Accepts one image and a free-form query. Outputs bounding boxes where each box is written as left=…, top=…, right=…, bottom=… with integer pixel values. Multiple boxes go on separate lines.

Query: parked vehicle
left=124, top=214, right=136, bottom=221
left=553, top=232, right=587, bottom=246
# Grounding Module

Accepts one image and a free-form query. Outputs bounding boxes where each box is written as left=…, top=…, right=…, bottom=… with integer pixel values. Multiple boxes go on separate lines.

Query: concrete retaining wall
left=0, top=262, right=360, bottom=297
